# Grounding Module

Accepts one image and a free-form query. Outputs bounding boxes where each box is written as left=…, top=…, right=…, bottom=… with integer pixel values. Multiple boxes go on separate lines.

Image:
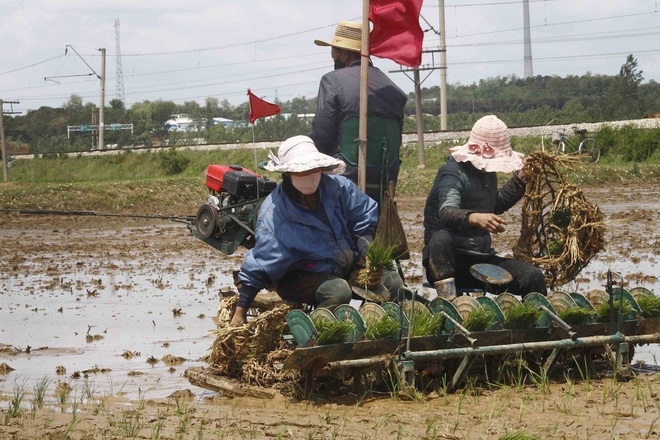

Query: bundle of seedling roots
left=209, top=295, right=299, bottom=389
left=513, top=152, right=606, bottom=288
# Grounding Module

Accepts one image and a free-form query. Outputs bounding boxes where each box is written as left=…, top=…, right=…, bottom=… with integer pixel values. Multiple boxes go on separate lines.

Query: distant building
left=165, top=114, right=242, bottom=132
left=212, top=117, right=242, bottom=129
left=276, top=113, right=315, bottom=122
left=165, top=114, right=202, bottom=132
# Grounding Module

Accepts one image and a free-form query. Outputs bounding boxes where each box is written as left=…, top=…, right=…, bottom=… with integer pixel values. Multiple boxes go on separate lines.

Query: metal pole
left=404, top=332, right=660, bottom=361
left=99, top=48, right=106, bottom=150
left=357, top=1, right=370, bottom=192
left=438, top=0, right=448, bottom=130
left=523, top=0, right=533, bottom=78
left=0, top=99, right=7, bottom=182
left=413, top=69, right=426, bottom=168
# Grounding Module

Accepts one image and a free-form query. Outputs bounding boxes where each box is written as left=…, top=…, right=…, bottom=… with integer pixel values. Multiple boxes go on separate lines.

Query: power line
left=0, top=55, right=63, bottom=77
left=2, top=7, right=659, bottom=109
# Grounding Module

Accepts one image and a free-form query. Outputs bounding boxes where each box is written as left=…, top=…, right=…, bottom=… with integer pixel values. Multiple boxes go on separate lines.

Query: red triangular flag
left=369, top=0, right=424, bottom=68
left=247, top=89, right=281, bottom=124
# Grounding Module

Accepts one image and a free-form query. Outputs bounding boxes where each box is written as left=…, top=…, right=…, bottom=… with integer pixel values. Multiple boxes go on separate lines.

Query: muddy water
left=1, top=185, right=659, bottom=403
left=0, top=224, right=230, bottom=403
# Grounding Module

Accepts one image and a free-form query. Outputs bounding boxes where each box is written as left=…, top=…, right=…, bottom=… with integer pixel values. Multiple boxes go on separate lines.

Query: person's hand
left=516, top=157, right=531, bottom=184
left=468, top=212, right=507, bottom=233
left=229, top=306, right=247, bottom=327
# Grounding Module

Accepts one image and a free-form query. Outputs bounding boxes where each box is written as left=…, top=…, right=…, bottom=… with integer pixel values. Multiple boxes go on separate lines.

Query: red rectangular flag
left=369, top=0, right=424, bottom=68
left=247, top=89, right=281, bottom=123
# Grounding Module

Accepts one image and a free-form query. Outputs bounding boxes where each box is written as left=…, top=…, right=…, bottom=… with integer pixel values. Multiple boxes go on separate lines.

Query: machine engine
left=190, top=164, right=276, bottom=255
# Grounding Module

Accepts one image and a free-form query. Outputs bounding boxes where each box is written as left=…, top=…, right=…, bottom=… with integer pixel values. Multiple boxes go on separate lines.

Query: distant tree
left=607, top=54, right=645, bottom=119
left=287, top=96, right=314, bottom=114
left=63, top=94, right=84, bottom=111
left=109, top=99, right=125, bottom=112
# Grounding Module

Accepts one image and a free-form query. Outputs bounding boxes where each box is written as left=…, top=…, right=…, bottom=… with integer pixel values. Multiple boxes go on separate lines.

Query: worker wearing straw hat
left=423, top=115, right=547, bottom=299
left=230, top=135, right=404, bottom=326
left=310, top=20, right=407, bottom=203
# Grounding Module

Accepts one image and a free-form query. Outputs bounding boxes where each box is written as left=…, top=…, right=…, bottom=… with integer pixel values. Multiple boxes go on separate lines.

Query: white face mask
left=291, top=172, right=322, bottom=195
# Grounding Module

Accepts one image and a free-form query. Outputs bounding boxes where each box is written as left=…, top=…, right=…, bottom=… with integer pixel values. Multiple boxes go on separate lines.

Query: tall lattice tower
left=115, top=19, right=126, bottom=103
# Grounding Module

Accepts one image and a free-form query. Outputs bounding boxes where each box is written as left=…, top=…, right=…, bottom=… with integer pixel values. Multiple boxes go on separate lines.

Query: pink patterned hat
left=450, top=115, right=524, bottom=173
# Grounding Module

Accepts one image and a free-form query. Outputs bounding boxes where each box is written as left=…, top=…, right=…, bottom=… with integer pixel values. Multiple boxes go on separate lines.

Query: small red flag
left=247, top=89, right=281, bottom=124
left=369, top=0, right=424, bottom=68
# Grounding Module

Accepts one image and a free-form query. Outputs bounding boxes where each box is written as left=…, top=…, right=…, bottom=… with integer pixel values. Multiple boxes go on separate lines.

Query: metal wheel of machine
left=578, top=138, right=601, bottom=163
left=194, top=204, right=218, bottom=239
left=554, top=140, right=567, bottom=155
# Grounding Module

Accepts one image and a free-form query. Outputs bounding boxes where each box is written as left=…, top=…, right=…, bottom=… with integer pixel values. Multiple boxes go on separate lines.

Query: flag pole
left=358, top=0, right=370, bottom=193
left=250, top=124, right=258, bottom=173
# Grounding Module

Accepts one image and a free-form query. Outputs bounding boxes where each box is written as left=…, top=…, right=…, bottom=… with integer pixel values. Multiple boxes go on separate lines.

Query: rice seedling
left=5, top=381, right=27, bottom=421
left=558, top=306, right=596, bottom=325
left=647, top=416, right=659, bottom=439
left=353, top=238, right=396, bottom=289
left=503, top=303, right=541, bottom=329
left=150, top=410, right=165, bottom=439
left=116, top=408, right=144, bottom=438
left=462, top=308, right=495, bottom=331
left=365, top=313, right=399, bottom=340
left=637, top=296, right=660, bottom=318
left=595, top=300, right=634, bottom=322
left=312, top=319, right=354, bottom=345
left=31, top=376, right=51, bottom=411
left=408, top=311, right=443, bottom=337
left=499, top=430, right=537, bottom=440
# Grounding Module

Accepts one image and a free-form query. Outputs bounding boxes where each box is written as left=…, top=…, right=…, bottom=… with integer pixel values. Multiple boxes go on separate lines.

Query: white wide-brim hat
left=450, top=115, right=524, bottom=173
left=264, top=135, right=346, bottom=174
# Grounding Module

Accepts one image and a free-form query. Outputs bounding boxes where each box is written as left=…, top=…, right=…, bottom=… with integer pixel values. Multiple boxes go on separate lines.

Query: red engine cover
left=205, top=164, right=259, bottom=192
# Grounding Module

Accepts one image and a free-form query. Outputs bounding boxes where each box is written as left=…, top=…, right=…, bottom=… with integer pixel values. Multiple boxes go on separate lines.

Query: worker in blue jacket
left=230, top=135, right=404, bottom=326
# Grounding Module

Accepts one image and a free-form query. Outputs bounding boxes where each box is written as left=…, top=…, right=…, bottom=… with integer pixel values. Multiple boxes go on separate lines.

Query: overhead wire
left=2, top=6, right=659, bottom=108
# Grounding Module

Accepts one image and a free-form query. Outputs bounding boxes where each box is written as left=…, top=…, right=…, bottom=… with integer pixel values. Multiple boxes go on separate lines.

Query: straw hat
left=264, top=135, right=346, bottom=174
left=450, top=115, right=524, bottom=173
left=314, top=20, right=362, bottom=53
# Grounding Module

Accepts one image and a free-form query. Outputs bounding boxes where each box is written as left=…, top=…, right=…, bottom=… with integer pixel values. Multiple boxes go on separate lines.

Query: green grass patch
left=2, top=140, right=659, bottom=216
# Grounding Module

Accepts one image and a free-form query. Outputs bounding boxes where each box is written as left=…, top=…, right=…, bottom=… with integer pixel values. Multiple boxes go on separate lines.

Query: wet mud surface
left=0, top=182, right=659, bottom=439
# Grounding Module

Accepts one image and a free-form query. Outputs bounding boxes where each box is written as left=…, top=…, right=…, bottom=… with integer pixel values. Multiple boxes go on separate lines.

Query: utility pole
left=60, top=46, right=106, bottom=150
left=522, top=0, right=534, bottom=78
left=0, top=99, right=21, bottom=182
left=438, top=0, right=448, bottom=130
left=390, top=48, right=442, bottom=168
left=413, top=70, right=426, bottom=168
left=99, top=48, right=106, bottom=150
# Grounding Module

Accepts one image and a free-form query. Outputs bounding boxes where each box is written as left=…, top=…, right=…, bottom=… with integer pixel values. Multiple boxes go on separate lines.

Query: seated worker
left=422, top=115, right=547, bottom=298
left=230, top=135, right=404, bottom=326
left=310, top=20, right=407, bottom=203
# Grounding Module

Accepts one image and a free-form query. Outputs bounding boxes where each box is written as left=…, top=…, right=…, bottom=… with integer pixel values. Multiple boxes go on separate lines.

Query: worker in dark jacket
left=310, top=20, right=407, bottom=202
left=423, top=115, right=547, bottom=298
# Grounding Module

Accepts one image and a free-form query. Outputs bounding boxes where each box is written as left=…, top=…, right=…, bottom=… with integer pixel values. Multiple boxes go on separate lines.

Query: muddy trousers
left=276, top=269, right=405, bottom=308
left=422, top=230, right=547, bottom=297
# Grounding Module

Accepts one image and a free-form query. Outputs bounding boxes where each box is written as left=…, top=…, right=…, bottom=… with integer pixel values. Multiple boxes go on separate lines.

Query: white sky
left=1, top=0, right=659, bottom=114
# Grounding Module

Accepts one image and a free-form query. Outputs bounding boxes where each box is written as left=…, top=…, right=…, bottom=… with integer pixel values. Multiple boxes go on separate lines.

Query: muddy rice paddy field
left=0, top=182, right=659, bottom=439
